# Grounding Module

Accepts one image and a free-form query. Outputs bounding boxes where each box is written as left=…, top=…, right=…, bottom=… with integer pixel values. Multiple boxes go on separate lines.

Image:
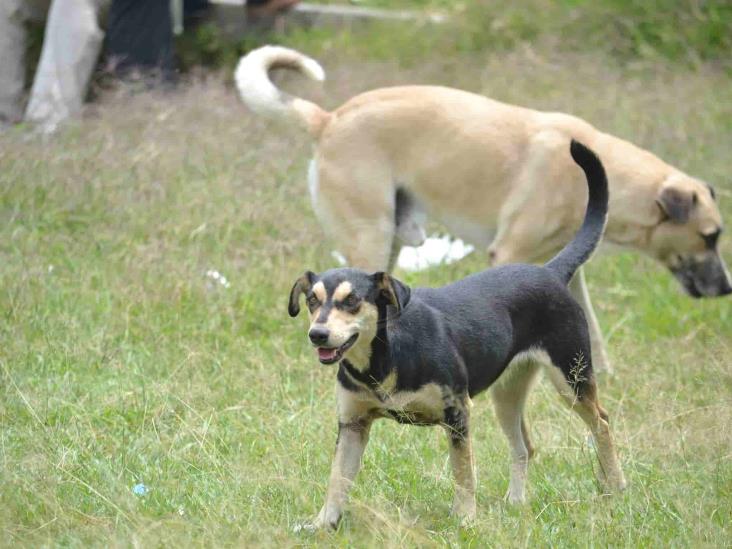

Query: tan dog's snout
left=669, top=249, right=732, bottom=298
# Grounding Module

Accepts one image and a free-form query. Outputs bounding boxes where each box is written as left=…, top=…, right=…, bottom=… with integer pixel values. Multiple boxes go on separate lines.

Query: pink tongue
left=318, top=348, right=338, bottom=361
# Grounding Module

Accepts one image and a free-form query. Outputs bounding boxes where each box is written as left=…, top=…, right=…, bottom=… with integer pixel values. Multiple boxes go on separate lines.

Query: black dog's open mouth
left=316, top=334, right=358, bottom=364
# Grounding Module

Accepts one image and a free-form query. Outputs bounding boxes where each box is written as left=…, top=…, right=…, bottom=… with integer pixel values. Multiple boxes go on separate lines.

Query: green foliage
left=176, top=22, right=247, bottom=70
left=597, top=0, right=732, bottom=61
left=174, top=0, right=732, bottom=71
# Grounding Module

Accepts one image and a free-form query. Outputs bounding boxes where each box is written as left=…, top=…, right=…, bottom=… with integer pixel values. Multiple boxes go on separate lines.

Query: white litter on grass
left=205, top=269, right=231, bottom=289
left=331, top=250, right=347, bottom=266
left=329, top=235, right=475, bottom=272
left=397, top=235, right=475, bottom=272
left=132, top=483, right=149, bottom=496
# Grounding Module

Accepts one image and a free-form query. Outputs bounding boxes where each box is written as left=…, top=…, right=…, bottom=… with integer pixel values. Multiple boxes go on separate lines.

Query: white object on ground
left=330, top=235, right=475, bottom=272
left=397, top=235, right=475, bottom=272
left=205, top=269, right=231, bottom=289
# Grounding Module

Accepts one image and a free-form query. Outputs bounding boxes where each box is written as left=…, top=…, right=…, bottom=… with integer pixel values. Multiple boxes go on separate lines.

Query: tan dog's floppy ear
left=657, top=185, right=697, bottom=224
left=372, top=272, right=411, bottom=312
left=288, top=271, right=316, bottom=317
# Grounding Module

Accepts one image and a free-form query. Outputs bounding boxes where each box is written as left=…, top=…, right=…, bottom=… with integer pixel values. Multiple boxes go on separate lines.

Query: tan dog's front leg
left=569, top=268, right=612, bottom=373
left=312, top=419, right=371, bottom=530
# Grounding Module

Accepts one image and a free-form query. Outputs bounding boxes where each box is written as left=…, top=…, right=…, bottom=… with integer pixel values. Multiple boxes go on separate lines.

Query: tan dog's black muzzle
left=670, top=250, right=732, bottom=298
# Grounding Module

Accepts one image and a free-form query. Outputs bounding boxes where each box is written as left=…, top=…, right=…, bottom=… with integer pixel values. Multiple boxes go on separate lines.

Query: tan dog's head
left=648, top=174, right=731, bottom=298
left=288, top=268, right=410, bottom=365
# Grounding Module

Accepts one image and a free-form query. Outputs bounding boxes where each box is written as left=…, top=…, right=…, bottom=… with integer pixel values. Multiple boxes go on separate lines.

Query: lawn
left=1, top=31, right=731, bottom=548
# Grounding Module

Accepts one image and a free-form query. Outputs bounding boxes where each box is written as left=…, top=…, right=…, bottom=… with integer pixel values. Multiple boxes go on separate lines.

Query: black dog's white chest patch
left=341, top=372, right=447, bottom=425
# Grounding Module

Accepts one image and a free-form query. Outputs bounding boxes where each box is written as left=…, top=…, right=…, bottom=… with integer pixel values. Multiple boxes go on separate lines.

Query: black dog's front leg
left=444, top=401, right=476, bottom=524
left=312, top=418, right=372, bottom=530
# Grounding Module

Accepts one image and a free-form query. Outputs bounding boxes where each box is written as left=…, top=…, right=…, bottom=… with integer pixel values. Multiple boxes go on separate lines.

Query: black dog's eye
left=342, top=294, right=359, bottom=308
left=306, top=295, right=320, bottom=308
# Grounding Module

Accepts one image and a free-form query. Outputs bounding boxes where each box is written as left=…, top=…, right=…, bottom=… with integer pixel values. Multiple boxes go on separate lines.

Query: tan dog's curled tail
left=235, top=45, right=330, bottom=137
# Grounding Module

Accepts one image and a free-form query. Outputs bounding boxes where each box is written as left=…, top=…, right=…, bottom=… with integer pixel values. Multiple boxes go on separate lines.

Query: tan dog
left=236, top=46, right=731, bottom=372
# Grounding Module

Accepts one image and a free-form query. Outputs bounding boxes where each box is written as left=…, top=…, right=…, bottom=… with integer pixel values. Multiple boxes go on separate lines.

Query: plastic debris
left=205, top=269, right=231, bottom=289
left=397, top=235, right=474, bottom=272
left=331, top=250, right=347, bottom=266
left=132, top=483, right=149, bottom=496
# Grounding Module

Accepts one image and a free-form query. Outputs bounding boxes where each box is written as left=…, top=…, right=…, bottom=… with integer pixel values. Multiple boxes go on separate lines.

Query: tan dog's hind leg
left=491, top=359, right=541, bottom=504
left=545, top=367, right=626, bottom=493
left=488, top=130, right=580, bottom=267
left=569, top=268, right=612, bottom=373
left=344, top=222, right=394, bottom=271
left=312, top=419, right=372, bottom=530
left=313, top=158, right=395, bottom=271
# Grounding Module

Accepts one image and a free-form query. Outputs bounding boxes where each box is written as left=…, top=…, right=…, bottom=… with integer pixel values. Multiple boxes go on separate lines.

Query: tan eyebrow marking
left=333, top=281, right=353, bottom=302
left=312, top=281, right=326, bottom=302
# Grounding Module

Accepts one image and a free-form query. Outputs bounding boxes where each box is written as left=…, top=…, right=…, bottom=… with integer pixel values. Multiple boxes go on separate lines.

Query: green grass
left=1, top=46, right=732, bottom=546
left=177, top=0, right=732, bottom=72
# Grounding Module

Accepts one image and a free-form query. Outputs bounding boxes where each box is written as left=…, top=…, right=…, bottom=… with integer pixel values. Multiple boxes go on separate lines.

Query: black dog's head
left=288, top=268, right=411, bottom=365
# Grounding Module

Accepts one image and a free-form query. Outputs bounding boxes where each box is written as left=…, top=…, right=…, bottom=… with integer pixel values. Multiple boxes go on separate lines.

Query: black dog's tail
left=545, top=140, right=609, bottom=285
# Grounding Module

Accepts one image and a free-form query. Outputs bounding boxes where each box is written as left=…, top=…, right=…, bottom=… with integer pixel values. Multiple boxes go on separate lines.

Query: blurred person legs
left=0, top=0, right=46, bottom=124
left=105, top=0, right=174, bottom=80
left=24, top=0, right=110, bottom=132
left=1, top=0, right=298, bottom=130
left=247, top=0, right=300, bottom=18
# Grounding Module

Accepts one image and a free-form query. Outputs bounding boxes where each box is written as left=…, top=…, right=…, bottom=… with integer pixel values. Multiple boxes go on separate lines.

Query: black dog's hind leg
left=543, top=336, right=626, bottom=494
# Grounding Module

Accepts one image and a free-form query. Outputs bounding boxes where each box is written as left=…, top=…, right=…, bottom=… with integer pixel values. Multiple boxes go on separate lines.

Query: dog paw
left=294, top=506, right=341, bottom=533
left=504, top=489, right=526, bottom=505
left=458, top=511, right=477, bottom=528
left=293, top=517, right=338, bottom=534
left=605, top=473, right=627, bottom=494
left=451, top=498, right=477, bottom=526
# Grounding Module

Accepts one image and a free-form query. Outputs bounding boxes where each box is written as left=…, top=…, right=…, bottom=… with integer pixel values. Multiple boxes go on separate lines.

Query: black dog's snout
left=309, top=326, right=330, bottom=345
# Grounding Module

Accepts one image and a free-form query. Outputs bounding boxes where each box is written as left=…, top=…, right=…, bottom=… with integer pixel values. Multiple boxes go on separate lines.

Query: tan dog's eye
left=343, top=294, right=359, bottom=308
left=307, top=295, right=320, bottom=309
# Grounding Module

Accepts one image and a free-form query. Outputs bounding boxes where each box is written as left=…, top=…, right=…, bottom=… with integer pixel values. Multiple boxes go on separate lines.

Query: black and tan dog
left=288, top=141, right=626, bottom=529
left=240, top=46, right=731, bottom=375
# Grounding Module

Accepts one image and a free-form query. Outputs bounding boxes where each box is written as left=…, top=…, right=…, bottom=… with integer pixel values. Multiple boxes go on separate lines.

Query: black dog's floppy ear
left=657, top=185, right=696, bottom=224
left=372, top=272, right=411, bottom=312
left=288, top=271, right=316, bottom=317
